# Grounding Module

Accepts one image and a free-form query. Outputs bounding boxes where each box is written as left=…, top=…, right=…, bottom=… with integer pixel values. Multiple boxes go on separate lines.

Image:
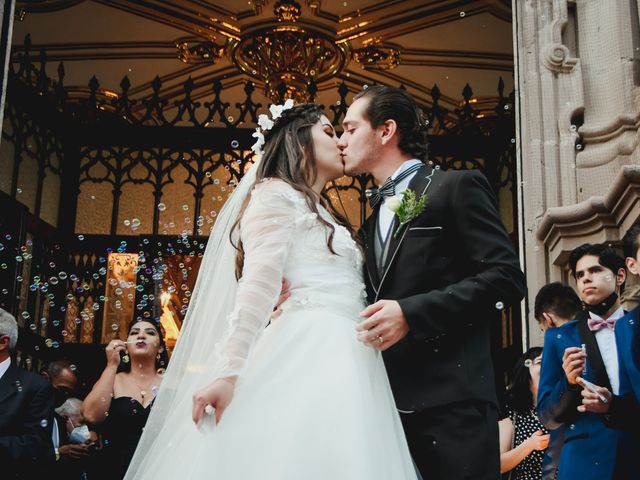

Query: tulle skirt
left=126, top=306, right=418, bottom=479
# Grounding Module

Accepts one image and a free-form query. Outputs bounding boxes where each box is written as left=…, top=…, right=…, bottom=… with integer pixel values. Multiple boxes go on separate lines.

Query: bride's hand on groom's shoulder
left=356, top=300, right=410, bottom=351
left=192, top=377, right=236, bottom=425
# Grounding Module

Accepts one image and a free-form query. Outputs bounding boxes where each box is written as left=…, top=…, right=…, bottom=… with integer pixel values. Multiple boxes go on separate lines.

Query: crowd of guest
left=3, top=224, right=640, bottom=479
left=499, top=223, right=640, bottom=479
left=0, top=312, right=166, bottom=480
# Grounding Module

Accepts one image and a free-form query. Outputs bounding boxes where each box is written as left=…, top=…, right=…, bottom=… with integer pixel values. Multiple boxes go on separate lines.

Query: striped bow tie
left=365, top=163, right=422, bottom=209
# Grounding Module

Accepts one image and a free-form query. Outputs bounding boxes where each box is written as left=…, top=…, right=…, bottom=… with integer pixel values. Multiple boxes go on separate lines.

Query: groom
left=338, top=86, right=525, bottom=479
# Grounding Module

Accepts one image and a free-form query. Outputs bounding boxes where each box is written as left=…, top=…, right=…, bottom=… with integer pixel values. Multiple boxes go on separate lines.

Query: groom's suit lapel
left=364, top=205, right=381, bottom=289
left=375, top=165, right=435, bottom=302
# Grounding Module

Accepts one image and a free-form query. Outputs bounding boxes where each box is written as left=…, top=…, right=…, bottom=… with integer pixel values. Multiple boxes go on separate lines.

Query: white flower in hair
left=251, top=99, right=295, bottom=157
left=257, top=114, right=274, bottom=131
left=251, top=128, right=265, bottom=155
left=269, top=98, right=295, bottom=121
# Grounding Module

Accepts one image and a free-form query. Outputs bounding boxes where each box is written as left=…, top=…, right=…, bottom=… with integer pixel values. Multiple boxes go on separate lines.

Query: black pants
left=400, top=400, right=500, bottom=480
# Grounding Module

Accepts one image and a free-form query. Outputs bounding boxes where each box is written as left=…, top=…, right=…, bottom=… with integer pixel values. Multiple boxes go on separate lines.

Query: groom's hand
left=272, top=279, right=291, bottom=320
left=356, top=300, right=409, bottom=351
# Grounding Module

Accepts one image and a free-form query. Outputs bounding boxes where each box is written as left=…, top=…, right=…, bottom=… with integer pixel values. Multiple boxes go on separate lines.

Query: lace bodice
left=215, top=179, right=366, bottom=380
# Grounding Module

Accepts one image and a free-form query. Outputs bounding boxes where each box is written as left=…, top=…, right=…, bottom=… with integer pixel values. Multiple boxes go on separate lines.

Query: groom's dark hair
left=353, top=85, right=428, bottom=161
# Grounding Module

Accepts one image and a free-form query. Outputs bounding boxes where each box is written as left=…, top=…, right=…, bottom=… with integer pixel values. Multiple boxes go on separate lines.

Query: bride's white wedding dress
left=125, top=179, right=418, bottom=479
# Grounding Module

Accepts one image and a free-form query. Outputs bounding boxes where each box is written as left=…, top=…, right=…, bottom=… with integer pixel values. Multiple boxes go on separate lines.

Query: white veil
left=124, top=162, right=258, bottom=479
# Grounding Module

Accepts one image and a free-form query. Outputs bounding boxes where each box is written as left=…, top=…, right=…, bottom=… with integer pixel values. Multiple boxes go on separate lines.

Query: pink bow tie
left=587, top=317, right=617, bottom=332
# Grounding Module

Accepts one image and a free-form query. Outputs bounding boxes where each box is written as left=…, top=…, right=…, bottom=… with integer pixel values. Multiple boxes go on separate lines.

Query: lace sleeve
left=214, top=179, right=301, bottom=380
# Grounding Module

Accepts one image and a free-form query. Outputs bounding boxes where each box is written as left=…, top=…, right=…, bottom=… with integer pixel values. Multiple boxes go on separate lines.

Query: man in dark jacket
left=0, top=307, right=54, bottom=479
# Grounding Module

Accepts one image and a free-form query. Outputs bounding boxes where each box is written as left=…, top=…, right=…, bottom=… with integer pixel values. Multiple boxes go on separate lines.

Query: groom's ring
left=377, top=335, right=384, bottom=344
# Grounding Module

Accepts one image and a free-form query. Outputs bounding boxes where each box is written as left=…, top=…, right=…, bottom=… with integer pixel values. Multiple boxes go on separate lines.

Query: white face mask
left=69, top=424, right=91, bottom=444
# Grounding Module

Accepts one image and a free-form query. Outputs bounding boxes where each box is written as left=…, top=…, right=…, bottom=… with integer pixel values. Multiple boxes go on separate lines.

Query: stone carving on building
left=515, top=0, right=640, bottom=345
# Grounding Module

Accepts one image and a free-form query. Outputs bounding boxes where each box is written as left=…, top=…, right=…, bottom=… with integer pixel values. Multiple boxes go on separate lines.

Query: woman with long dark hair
left=499, top=347, right=550, bottom=479
left=83, top=319, right=166, bottom=479
left=124, top=103, right=418, bottom=479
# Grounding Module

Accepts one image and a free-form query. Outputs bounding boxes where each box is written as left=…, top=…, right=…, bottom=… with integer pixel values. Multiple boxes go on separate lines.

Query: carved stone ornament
left=540, top=0, right=579, bottom=74
left=541, top=43, right=578, bottom=73
left=537, top=166, right=640, bottom=265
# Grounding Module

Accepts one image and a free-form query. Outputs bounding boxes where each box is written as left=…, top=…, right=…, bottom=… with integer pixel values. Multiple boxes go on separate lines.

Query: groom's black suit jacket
left=361, top=165, right=526, bottom=412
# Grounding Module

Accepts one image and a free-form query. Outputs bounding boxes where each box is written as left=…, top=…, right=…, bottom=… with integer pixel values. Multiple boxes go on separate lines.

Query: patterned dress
left=507, top=406, right=549, bottom=480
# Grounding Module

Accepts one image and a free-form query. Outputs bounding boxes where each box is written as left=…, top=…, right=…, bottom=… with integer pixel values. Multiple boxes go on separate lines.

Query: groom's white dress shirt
left=377, top=159, right=423, bottom=242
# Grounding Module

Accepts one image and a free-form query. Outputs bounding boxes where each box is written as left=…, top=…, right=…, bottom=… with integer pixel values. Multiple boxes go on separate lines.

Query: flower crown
left=251, top=99, right=295, bottom=157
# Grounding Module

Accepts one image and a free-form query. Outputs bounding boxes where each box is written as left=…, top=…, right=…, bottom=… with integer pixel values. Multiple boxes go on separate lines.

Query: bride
left=124, top=102, right=418, bottom=479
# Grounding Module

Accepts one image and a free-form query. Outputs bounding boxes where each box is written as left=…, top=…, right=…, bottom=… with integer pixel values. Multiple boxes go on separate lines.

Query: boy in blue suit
left=533, top=282, right=582, bottom=480
left=537, top=243, right=637, bottom=479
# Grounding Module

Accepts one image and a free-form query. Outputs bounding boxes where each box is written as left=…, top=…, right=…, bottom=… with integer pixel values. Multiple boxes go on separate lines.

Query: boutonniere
left=387, top=189, right=428, bottom=238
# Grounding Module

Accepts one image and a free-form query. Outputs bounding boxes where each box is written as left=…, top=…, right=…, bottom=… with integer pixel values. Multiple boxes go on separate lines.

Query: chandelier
left=228, top=27, right=349, bottom=102
left=176, top=0, right=404, bottom=102
left=228, top=1, right=349, bottom=102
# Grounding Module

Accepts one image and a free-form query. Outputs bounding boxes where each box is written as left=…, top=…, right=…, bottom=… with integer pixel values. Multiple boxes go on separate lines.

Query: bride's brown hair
left=232, top=103, right=353, bottom=279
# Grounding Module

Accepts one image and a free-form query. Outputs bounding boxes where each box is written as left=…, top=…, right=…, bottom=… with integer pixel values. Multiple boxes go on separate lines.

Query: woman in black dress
left=499, top=347, right=550, bottom=480
left=83, top=319, right=167, bottom=479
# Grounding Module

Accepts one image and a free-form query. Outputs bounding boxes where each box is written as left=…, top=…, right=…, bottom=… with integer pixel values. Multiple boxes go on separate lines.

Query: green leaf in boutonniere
left=387, top=189, right=428, bottom=238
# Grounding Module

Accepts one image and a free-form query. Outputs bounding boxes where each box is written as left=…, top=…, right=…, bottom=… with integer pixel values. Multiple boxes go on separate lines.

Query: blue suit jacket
left=537, top=318, right=637, bottom=479
left=541, top=426, right=564, bottom=480
left=616, top=306, right=640, bottom=401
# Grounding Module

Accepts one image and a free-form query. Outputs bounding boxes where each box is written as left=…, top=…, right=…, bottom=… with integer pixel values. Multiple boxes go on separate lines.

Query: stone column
left=514, top=0, right=640, bottom=346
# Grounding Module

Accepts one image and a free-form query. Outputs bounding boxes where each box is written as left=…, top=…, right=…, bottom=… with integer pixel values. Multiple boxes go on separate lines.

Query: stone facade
left=514, top=0, right=640, bottom=346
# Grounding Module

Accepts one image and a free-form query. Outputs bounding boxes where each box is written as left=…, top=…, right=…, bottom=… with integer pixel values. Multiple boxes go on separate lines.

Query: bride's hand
left=192, top=378, right=236, bottom=425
